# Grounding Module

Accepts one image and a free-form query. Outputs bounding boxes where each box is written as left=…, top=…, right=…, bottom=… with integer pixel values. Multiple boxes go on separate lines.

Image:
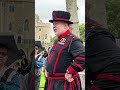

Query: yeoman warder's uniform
left=44, top=11, right=85, bottom=90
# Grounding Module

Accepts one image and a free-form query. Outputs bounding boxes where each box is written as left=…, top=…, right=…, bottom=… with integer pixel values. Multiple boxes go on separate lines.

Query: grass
left=39, top=71, right=46, bottom=90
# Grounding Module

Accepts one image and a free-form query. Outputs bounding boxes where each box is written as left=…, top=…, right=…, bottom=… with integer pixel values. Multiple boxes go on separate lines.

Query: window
left=39, top=29, right=41, bottom=31
left=9, top=23, right=12, bottom=31
left=17, top=36, right=21, bottom=43
left=9, top=5, right=15, bottom=12
left=24, top=19, right=29, bottom=31
left=45, top=34, right=47, bottom=39
left=42, top=36, right=44, bottom=40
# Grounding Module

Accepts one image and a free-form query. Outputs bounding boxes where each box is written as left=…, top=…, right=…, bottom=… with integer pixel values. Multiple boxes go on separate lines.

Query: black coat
left=85, top=27, right=120, bottom=89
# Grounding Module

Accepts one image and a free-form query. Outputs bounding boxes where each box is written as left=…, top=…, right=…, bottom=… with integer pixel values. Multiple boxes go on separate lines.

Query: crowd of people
left=35, top=42, right=49, bottom=90
left=0, top=10, right=120, bottom=90
left=0, top=35, right=50, bottom=90
left=0, top=35, right=27, bottom=90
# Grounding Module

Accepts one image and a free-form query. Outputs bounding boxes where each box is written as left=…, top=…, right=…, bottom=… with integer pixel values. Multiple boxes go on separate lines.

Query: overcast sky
left=35, top=0, right=85, bottom=23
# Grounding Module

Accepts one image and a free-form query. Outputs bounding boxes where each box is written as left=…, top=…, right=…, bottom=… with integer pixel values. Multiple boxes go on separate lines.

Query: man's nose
left=53, top=25, right=55, bottom=28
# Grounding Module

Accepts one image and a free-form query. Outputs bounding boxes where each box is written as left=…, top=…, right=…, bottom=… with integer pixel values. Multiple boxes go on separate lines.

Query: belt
left=48, top=73, right=65, bottom=80
left=91, top=73, right=120, bottom=90
left=47, top=73, right=80, bottom=90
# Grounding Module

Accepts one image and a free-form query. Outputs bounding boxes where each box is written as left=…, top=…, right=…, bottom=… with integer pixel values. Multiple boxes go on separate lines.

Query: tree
left=106, top=0, right=120, bottom=38
left=79, top=23, right=85, bottom=42
left=50, top=36, right=57, bottom=42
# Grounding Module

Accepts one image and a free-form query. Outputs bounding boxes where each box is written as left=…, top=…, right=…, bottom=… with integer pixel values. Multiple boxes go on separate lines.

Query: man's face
left=0, top=47, right=8, bottom=66
left=53, top=21, right=67, bottom=36
left=35, top=46, right=39, bottom=55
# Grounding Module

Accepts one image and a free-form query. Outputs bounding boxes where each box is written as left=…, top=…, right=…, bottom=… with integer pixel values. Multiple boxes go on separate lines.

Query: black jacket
left=86, top=27, right=120, bottom=83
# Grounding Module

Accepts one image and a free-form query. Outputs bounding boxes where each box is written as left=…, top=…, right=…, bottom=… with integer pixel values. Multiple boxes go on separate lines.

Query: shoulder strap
left=1, top=68, right=15, bottom=82
left=68, top=36, right=74, bottom=52
left=68, top=35, right=83, bottom=53
left=67, top=34, right=76, bottom=52
left=36, top=55, right=41, bottom=61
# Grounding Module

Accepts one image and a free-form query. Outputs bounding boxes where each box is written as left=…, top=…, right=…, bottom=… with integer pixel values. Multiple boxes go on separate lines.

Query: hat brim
left=49, top=20, right=73, bottom=24
left=5, top=50, right=21, bottom=66
left=0, top=35, right=22, bottom=66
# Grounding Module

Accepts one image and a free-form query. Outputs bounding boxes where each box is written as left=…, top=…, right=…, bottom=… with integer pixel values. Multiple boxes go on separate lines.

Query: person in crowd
left=0, top=35, right=21, bottom=90
left=86, top=17, right=120, bottom=90
left=35, top=43, right=44, bottom=90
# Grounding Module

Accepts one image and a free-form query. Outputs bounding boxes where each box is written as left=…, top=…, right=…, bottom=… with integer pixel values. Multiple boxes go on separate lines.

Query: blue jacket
left=0, top=73, right=20, bottom=90
left=35, top=57, right=43, bottom=68
left=35, top=56, right=44, bottom=81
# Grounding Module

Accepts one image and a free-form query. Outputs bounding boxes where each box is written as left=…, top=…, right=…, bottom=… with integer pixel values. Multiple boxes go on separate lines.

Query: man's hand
left=45, top=69, right=48, bottom=77
left=65, top=73, right=74, bottom=82
left=42, top=67, right=45, bottom=72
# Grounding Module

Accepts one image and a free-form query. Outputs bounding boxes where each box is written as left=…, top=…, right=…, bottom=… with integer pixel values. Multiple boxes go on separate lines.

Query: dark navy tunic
left=45, top=30, right=85, bottom=90
left=46, top=30, right=85, bottom=74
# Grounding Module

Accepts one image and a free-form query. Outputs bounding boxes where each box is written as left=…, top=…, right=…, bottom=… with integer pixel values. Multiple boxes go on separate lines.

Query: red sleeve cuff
left=67, top=66, right=77, bottom=74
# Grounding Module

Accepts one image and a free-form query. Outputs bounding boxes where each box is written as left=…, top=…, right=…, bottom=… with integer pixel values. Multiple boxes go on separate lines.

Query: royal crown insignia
left=60, top=38, right=66, bottom=43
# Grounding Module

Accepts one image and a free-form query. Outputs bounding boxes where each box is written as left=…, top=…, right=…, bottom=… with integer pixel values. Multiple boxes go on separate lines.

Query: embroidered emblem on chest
left=60, top=38, right=66, bottom=43
left=57, top=38, right=66, bottom=45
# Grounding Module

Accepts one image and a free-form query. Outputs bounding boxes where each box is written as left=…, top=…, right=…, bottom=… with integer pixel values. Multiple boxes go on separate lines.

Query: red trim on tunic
left=47, top=79, right=52, bottom=90
left=72, top=80, right=76, bottom=89
left=75, top=77, right=80, bottom=90
left=91, top=85, right=101, bottom=90
left=67, top=66, right=77, bottom=74
left=85, top=22, right=92, bottom=28
left=47, top=51, right=54, bottom=63
left=75, top=57, right=85, bottom=61
left=52, top=43, right=58, bottom=50
left=97, top=73, right=120, bottom=82
left=30, top=73, right=35, bottom=89
left=47, top=43, right=58, bottom=62
left=72, top=62, right=84, bottom=71
left=69, top=82, right=72, bottom=90
left=47, top=73, right=79, bottom=90
left=53, top=35, right=73, bottom=73
left=64, top=80, right=66, bottom=90
left=58, top=30, right=70, bottom=40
